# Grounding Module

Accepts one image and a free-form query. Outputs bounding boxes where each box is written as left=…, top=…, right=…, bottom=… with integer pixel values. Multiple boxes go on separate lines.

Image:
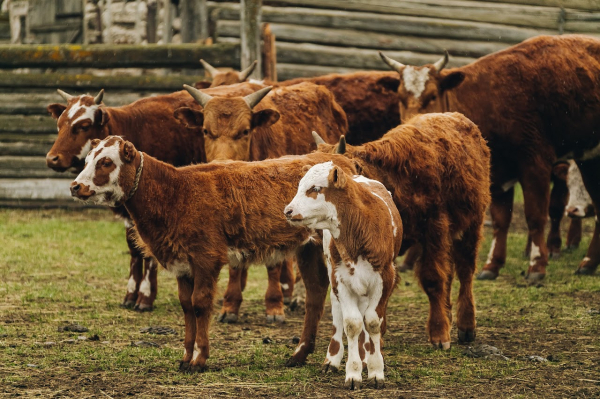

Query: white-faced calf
left=285, top=162, right=402, bottom=390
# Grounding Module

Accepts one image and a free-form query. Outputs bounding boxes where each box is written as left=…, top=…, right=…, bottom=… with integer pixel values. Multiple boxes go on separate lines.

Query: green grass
left=0, top=206, right=599, bottom=398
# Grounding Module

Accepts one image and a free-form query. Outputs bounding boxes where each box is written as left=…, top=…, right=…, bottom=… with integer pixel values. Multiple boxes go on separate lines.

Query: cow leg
left=566, top=218, right=583, bottom=249
left=478, top=187, right=514, bottom=280
left=337, top=284, right=363, bottom=390
left=122, top=224, right=144, bottom=308
left=134, top=257, right=158, bottom=312
left=218, top=266, right=244, bottom=323
left=177, top=275, right=196, bottom=372
left=280, top=257, right=295, bottom=305
left=286, top=242, right=329, bottom=367
left=521, top=166, right=551, bottom=281
left=574, top=160, right=600, bottom=275
left=188, top=267, right=220, bottom=373
left=290, top=265, right=306, bottom=312
left=322, top=292, right=344, bottom=373
left=452, top=224, right=482, bottom=344
left=397, top=244, right=421, bottom=272
left=265, top=262, right=285, bottom=323
left=547, top=175, right=569, bottom=258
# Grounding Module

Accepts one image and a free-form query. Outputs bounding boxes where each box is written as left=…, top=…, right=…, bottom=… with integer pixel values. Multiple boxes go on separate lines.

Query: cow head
left=71, top=136, right=140, bottom=207
left=284, top=161, right=347, bottom=236
left=565, top=160, right=594, bottom=218
left=201, top=59, right=258, bottom=88
left=379, top=51, right=465, bottom=122
left=46, top=89, right=110, bottom=173
left=174, top=85, right=279, bottom=162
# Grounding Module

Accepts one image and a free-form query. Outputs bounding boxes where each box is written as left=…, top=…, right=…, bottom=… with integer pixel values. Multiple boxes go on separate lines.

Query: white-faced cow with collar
left=285, top=162, right=402, bottom=389
left=380, top=34, right=600, bottom=282
left=46, top=82, right=264, bottom=312
left=71, top=135, right=362, bottom=372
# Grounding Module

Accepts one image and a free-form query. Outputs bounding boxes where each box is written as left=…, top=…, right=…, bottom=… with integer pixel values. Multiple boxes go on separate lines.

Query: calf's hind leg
left=218, top=266, right=244, bottom=323
left=265, top=262, right=285, bottom=323
left=122, top=224, right=144, bottom=308
left=135, top=257, right=158, bottom=312
left=478, top=187, right=513, bottom=280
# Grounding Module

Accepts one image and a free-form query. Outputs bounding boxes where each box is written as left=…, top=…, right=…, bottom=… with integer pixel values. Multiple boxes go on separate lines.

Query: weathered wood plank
left=460, top=0, right=600, bottom=11
left=0, top=178, right=72, bottom=199
left=0, top=141, right=53, bottom=156
left=276, top=63, right=365, bottom=80
left=0, top=115, right=56, bottom=134
left=241, top=0, right=262, bottom=79
left=0, top=43, right=239, bottom=69
left=210, top=3, right=556, bottom=44
left=217, top=21, right=510, bottom=58
left=0, top=156, right=66, bottom=178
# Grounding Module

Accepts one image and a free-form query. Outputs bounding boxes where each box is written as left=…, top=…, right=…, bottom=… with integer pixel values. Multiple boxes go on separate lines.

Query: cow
left=196, top=59, right=257, bottom=89
left=285, top=162, right=402, bottom=389
left=45, top=82, right=270, bottom=312
left=314, top=111, right=491, bottom=349
left=70, top=135, right=360, bottom=371
left=174, top=82, right=348, bottom=322
left=379, top=34, right=600, bottom=281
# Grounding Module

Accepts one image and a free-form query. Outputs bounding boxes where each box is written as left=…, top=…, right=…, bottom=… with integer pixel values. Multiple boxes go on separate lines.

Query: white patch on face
left=486, top=238, right=496, bottom=265
left=285, top=161, right=340, bottom=237
left=402, top=66, right=430, bottom=99
left=566, top=160, right=592, bottom=217
left=73, top=140, right=124, bottom=206
left=66, top=98, right=100, bottom=125
left=192, top=342, right=201, bottom=362
left=76, top=139, right=92, bottom=160
left=126, top=275, right=136, bottom=294
left=530, top=242, right=541, bottom=267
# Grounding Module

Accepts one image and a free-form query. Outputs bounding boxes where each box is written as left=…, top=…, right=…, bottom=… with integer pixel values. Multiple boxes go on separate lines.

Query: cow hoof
left=321, top=362, right=339, bottom=373
left=575, top=267, right=595, bottom=276
left=188, top=364, right=207, bottom=373
left=476, top=270, right=498, bottom=280
left=134, top=303, right=153, bottom=312
left=370, top=378, right=385, bottom=389
left=344, top=378, right=361, bottom=390
left=397, top=263, right=413, bottom=273
left=217, top=313, right=238, bottom=323
left=121, top=300, right=136, bottom=309
left=458, top=329, right=476, bottom=343
left=525, top=272, right=545, bottom=282
left=566, top=244, right=579, bottom=251
left=178, top=361, right=190, bottom=372
left=549, top=251, right=561, bottom=259
left=432, top=341, right=451, bottom=350
left=265, top=314, right=285, bottom=323
left=285, top=356, right=305, bottom=368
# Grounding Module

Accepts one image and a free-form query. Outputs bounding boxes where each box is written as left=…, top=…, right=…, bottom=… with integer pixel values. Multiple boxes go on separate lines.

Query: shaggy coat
left=317, top=112, right=491, bottom=348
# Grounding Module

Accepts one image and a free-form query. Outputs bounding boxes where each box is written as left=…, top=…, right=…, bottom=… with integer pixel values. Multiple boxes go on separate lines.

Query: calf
left=315, top=112, right=491, bottom=348
left=175, top=81, right=348, bottom=322
left=380, top=35, right=600, bottom=281
left=285, top=162, right=402, bottom=389
left=70, top=136, right=358, bottom=370
left=46, top=82, right=263, bottom=311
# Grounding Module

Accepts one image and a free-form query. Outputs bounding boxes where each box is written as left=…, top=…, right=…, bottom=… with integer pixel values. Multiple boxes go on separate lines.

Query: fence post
left=240, top=0, right=262, bottom=79
left=262, top=23, right=276, bottom=82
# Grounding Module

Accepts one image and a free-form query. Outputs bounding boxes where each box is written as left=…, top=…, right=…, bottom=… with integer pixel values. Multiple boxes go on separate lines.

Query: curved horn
left=93, top=89, right=104, bottom=104
left=312, top=131, right=325, bottom=145
left=379, top=51, right=405, bottom=73
left=183, top=84, right=214, bottom=108
left=336, top=136, right=346, bottom=154
left=57, top=89, right=74, bottom=102
left=244, top=86, right=273, bottom=109
left=238, top=60, right=258, bottom=82
left=432, top=51, right=449, bottom=72
left=200, top=59, right=220, bottom=78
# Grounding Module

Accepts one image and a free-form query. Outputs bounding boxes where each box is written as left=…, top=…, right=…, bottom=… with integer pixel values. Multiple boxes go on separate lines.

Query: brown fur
left=318, top=112, right=491, bottom=347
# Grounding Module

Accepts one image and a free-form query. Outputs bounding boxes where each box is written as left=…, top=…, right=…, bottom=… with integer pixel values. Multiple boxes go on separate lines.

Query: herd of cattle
left=42, top=34, right=600, bottom=389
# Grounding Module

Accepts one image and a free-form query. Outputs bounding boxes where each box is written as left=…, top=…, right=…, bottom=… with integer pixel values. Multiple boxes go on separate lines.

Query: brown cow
left=175, top=81, right=348, bottom=322
left=70, top=136, right=359, bottom=371
left=45, top=83, right=267, bottom=311
left=315, top=111, right=491, bottom=349
left=197, top=59, right=257, bottom=88
left=380, top=35, right=600, bottom=280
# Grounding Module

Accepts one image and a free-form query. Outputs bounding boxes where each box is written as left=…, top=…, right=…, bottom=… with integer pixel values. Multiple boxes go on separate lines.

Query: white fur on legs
left=364, top=310, right=384, bottom=385
left=323, top=293, right=344, bottom=371
left=338, top=284, right=364, bottom=389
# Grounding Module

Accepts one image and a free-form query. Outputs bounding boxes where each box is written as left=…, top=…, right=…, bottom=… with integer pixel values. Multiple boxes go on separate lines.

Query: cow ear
left=440, top=71, right=465, bottom=92
left=91, top=138, right=101, bottom=149
left=252, top=109, right=280, bottom=129
left=376, top=75, right=400, bottom=92
left=552, top=162, right=569, bottom=181
left=328, top=165, right=347, bottom=189
left=121, top=140, right=137, bottom=163
left=353, top=160, right=364, bottom=176
left=95, top=108, right=110, bottom=126
left=47, top=103, right=67, bottom=119
left=174, top=107, right=205, bottom=129
left=194, top=81, right=212, bottom=89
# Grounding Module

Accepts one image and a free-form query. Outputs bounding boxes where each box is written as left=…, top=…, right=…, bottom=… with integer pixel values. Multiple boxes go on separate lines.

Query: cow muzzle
left=46, top=153, right=69, bottom=172
left=70, top=182, right=96, bottom=200
left=566, top=206, right=586, bottom=218
left=284, top=207, right=304, bottom=223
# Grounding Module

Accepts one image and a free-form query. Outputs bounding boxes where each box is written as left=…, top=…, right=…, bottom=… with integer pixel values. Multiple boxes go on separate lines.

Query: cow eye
left=203, top=129, right=209, bottom=136
left=103, top=159, right=113, bottom=167
left=80, top=125, right=90, bottom=132
left=243, top=129, right=249, bottom=136
left=313, top=186, right=321, bottom=193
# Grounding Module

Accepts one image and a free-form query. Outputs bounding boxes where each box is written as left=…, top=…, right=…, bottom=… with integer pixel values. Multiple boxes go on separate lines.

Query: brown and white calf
left=315, top=112, right=491, bottom=348
left=285, top=162, right=401, bottom=389
left=46, top=83, right=263, bottom=311
left=70, top=136, right=359, bottom=371
left=175, top=81, right=348, bottom=322
left=380, top=35, right=600, bottom=282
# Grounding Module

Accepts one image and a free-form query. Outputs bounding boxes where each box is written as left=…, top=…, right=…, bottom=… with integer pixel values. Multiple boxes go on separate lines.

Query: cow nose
left=70, top=183, right=81, bottom=196
left=46, top=153, right=60, bottom=166
left=284, top=207, right=293, bottom=218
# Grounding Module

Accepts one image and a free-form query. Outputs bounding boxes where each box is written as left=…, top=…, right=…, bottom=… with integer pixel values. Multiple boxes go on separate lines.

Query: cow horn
left=183, top=84, right=213, bottom=108
left=432, top=51, right=449, bottom=72
left=312, top=131, right=325, bottom=145
left=379, top=51, right=405, bottom=73
left=238, top=60, right=258, bottom=82
left=244, top=86, right=272, bottom=109
left=200, top=59, right=220, bottom=78
left=336, top=136, right=346, bottom=154
left=94, top=89, right=104, bottom=104
left=57, top=89, right=74, bottom=102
